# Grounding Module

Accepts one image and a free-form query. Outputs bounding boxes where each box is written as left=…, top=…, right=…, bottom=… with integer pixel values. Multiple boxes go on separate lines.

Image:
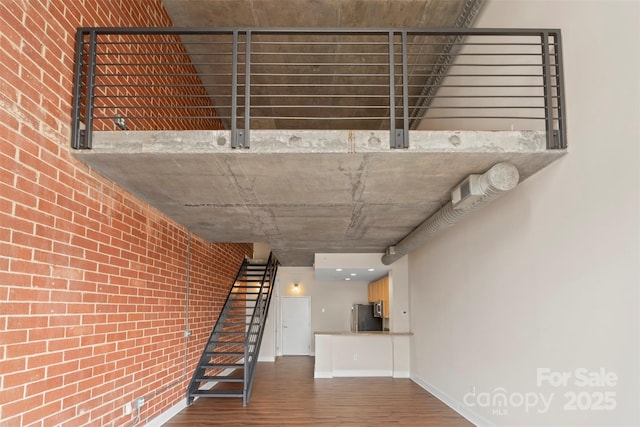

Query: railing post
left=540, top=31, right=556, bottom=149
left=243, top=30, right=251, bottom=148
left=388, top=31, right=398, bottom=149
left=71, top=30, right=86, bottom=149
left=83, top=31, right=98, bottom=149
left=401, top=30, right=409, bottom=149
left=75, top=30, right=98, bottom=150
left=231, top=30, right=239, bottom=148
left=552, top=31, right=567, bottom=149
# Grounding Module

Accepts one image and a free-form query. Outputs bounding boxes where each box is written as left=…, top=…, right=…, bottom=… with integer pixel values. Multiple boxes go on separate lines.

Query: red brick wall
left=85, top=31, right=223, bottom=132
left=0, top=1, right=252, bottom=426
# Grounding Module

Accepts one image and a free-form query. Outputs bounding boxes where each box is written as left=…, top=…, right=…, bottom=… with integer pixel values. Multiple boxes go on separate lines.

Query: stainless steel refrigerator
left=351, top=303, right=382, bottom=332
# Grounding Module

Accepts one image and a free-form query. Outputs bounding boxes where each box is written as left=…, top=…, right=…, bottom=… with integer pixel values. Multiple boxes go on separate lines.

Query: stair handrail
left=242, top=252, right=278, bottom=405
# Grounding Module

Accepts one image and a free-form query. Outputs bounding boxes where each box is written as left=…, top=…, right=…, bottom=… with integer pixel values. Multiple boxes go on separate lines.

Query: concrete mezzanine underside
left=73, top=130, right=565, bottom=266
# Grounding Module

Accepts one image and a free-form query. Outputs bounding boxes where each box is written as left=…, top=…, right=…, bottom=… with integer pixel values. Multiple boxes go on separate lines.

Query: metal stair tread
left=190, top=389, right=243, bottom=397
left=196, top=376, right=244, bottom=382
left=204, top=351, right=245, bottom=356
left=201, top=364, right=244, bottom=369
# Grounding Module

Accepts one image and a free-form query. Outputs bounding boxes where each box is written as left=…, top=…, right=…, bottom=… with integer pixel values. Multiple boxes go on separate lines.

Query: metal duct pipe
left=381, top=162, right=520, bottom=265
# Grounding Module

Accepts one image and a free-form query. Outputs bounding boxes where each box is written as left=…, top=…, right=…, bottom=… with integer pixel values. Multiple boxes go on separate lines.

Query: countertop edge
left=314, top=331, right=412, bottom=336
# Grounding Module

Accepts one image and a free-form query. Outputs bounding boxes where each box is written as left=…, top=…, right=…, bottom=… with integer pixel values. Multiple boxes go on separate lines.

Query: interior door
left=281, top=296, right=311, bottom=355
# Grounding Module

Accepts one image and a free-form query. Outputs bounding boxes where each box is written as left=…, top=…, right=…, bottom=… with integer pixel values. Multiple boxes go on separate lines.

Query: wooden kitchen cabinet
left=368, top=276, right=389, bottom=318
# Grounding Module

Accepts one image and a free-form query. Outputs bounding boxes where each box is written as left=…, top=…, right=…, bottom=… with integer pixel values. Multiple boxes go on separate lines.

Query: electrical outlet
left=124, top=402, right=132, bottom=415
left=134, top=397, right=145, bottom=409
left=353, top=353, right=358, bottom=361
left=114, top=114, right=127, bottom=130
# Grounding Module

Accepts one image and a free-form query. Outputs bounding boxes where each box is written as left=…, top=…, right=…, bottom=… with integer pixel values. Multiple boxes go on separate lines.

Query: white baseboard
left=314, top=371, right=333, bottom=378
left=392, top=370, right=410, bottom=378
left=144, top=399, right=186, bottom=427
left=410, top=374, right=494, bottom=427
left=333, top=369, right=392, bottom=377
left=258, top=355, right=276, bottom=362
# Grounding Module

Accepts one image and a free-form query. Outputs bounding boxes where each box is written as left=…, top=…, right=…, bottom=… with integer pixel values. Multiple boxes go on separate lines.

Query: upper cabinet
left=368, top=276, right=389, bottom=318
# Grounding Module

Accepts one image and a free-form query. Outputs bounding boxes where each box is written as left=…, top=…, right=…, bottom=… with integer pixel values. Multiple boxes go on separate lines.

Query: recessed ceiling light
left=368, top=268, right=375, bottom=272
left=350, top=273, right=357, bottom=276
left=336, top=268, right=343, bottom=272
left=345, top=278, right=351, bottom=281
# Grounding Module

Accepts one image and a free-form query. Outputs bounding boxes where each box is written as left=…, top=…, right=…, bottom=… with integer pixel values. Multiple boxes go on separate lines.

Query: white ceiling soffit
left=314, top=253, right=389, bottom=282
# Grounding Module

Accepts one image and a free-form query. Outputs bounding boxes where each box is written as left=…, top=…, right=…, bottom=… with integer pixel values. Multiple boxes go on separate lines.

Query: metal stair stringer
left=186, top=252, right=278, bottom=406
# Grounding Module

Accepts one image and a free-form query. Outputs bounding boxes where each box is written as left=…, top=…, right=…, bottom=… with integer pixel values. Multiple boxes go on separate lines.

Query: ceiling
left=73, top=0, right=567, bottom=267
left=75, top=129, right=564, bottom=266
left=161, top=0, right=473, bottom=28
left=160, top=1, right=481, bottom=131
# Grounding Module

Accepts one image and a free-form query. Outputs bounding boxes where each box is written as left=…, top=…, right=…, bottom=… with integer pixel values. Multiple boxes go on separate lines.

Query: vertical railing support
left=540, top=31, right=556, bottom=150
left=388, top=31, right=399, bottom=149
left=82, top=31, right=98, bottom=150
left=231, top=30, right=240, bottom=148
left=71, top=30, right=86, bottom=149
left=553, top=31, right=567, bottom=149
left=243, top=30, right=252, bottom=148
left=400, top=31, right=409, bottom=149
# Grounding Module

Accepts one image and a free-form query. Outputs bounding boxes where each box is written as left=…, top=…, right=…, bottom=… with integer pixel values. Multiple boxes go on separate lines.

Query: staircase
left=186, top=253, right=278, bottom=406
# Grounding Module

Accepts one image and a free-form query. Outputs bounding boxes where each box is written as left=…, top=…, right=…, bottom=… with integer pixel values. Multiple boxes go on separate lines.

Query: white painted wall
left=258, top=278, right=277, bottom=362
left=277, top=267, right=369, bottom=353
left=407, top=1, right=639, bottom=426
left=389, top=255, right=411, bottom=333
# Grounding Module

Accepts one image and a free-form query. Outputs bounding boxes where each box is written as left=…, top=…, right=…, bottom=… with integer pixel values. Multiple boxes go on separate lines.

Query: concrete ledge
left=72, top=129, right=565, bottom=266
left=87, top=129, right=549, bottom=154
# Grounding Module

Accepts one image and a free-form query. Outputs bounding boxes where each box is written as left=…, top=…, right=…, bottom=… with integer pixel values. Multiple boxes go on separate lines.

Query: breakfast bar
left=314, top=331, right=411, bottom=379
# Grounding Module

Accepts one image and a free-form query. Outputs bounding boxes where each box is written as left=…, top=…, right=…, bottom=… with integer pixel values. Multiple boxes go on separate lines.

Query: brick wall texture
left=0, top=1, right=253, bottom=426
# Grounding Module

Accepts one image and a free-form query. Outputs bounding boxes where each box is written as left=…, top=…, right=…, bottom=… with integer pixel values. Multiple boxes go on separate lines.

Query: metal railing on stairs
left=186, top=252, right=278, bottom=406
left=71, top=27, right=566, bottom=151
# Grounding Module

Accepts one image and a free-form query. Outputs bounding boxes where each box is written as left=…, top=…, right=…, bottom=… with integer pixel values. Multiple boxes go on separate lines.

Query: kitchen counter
left=314, top=331, right=412, bottom=379
left=314, top=331, right=412, bottom=336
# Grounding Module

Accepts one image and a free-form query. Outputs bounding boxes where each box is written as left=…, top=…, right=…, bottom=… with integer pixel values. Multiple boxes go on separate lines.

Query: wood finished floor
left=166, top=356, right=472, bottom=426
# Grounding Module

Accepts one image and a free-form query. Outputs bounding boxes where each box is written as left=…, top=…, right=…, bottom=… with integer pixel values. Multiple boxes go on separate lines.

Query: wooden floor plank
left=166, top=356, right=472, bottom=426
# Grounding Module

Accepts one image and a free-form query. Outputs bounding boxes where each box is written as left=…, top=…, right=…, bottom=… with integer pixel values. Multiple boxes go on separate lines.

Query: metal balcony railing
left=71, top=27, right=566, bottom=150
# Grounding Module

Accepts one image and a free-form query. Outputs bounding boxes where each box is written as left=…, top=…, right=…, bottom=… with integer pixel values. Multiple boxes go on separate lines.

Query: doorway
left=281, top=296, right=311, bottom=355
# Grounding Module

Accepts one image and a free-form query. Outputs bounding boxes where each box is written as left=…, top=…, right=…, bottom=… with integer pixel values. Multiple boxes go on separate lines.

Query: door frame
left=279, top=296, right=311, bottom=356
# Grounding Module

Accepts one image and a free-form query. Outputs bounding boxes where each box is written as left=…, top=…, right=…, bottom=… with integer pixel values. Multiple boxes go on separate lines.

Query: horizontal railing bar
left=249, top=94, right=389, bottom=98
left=95, top=72, right=225, bottom=77
left=249, top=105, right=391, bottom=109
left=421, top=116, right=545, bottom=119
left=244, top=51, right=392, bottom=56
left=409, top=52, right=543, bottom=56
left=414, top=84, right=552, bottom=88
left=250, top=83, right=391, bottom=87
left=93, top=51, right=233, bottom=56
left=89, top=40, right=235, bottom=45
left=95, top=105, right=219, bottom=109
left=96, top=116, right=230, bottom=119
left=96, top=62, right=234, bottom=66
left=421, top=105, right=546, bottom=109
left=244, top=62, right=392, bottom=66
left=247, top=73, right=392, bottom=77
left=405, top=42, right=545, bottom=46
left=244, top=116, right=391, bottom=120
left=250, top=41, right=390, bottom=46
left=414, top=63, right=545, bottom=67
left=92, top=83, right=235, bottom=88
left=413, top=73, right=544, bottom=77
left=94, top=94, right=219, bottom=99
left=79, top=27, right=561, bottom=36
left=409, top=95, right=546, bottom=99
